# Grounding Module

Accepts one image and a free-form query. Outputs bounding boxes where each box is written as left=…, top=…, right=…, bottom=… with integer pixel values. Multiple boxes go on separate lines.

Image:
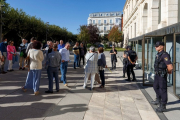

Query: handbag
left=88, top=73, right=101, bottom=84
left=25, top=56, right=30, bottom=68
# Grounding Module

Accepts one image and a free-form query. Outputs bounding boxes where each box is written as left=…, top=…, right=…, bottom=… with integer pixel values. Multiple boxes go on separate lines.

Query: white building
left=122, top=0, right=180, bottom=98
left=123, top=0, right=180, bottom=47
left=87, top=12, right=122, bottom=36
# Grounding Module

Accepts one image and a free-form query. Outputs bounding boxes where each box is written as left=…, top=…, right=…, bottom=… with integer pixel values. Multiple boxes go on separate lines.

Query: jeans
left=99, top=70, right=105, bottom=86
left=79, top=56, right=85, bottom=66
left=24, top=70, right=42, bottom=92
left=111, top=59, right=116, bottom=69
left=47, top=66, right=59, bottom=91
left=74, top=54, right=79, bottom=68
left=60, top=61, right=68, bottom=84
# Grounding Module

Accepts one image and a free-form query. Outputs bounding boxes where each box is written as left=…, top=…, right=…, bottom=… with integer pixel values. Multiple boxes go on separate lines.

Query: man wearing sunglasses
left=151, top=41, right=173, bottom=113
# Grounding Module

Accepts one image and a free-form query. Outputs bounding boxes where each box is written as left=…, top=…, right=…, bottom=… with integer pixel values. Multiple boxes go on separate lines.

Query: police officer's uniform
left=126, top=46, right=137, bottom=81
left=123, top=47, right=129, bottom=77
left=152, top=42, right=172, bottom=112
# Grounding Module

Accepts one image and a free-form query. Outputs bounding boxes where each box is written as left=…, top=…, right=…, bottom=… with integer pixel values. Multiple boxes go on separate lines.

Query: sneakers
left=34, top=91, right=40, bottom=95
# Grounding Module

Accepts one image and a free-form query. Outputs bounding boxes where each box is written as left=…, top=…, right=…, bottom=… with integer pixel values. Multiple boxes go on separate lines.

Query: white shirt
left=59, top=48, right=70, bottom=61
left=28, top=49, right=44, bottom=70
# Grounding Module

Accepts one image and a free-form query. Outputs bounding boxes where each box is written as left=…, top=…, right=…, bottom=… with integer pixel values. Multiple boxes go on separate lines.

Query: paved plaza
left=0, top=54, right=179, bottom=120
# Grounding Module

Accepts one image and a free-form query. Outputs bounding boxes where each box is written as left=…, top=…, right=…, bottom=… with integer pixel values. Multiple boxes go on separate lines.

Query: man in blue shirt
left=59, top=42, right=70, bottom=87
left=0, top=37, right=8, bottom=74
left=58, top=40, right=65, bottom=50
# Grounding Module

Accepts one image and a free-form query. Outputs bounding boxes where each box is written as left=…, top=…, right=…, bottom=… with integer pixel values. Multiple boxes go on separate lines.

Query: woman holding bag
left=7, top=41, right=16, bottom=72
left=83, top=46, right=98, bottom=90
left=22, top=41, right=44, bottom=95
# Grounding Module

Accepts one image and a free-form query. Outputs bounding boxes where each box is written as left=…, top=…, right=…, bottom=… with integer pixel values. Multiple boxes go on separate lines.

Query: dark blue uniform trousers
left=123, top=62, right=127, bottom=75
left=153, top=75, right=167, bottom=104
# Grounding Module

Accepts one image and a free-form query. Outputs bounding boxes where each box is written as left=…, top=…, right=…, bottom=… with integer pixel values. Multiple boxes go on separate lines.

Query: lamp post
left=46, top=22, right=49, bottom=42
left=0, top=5, right=5, bottom=43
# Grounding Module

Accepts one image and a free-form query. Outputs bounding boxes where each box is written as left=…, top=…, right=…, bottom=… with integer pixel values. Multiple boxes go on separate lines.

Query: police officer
left=126, top=46, right=137, bottom=81
left=123, top=46, right=129, bottom=77
left=151, top=41, right=173, bottom=113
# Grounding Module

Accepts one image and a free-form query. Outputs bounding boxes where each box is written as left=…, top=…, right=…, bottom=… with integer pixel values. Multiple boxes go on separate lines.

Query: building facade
left=123, top=0, right=180, bottom=99
left=87, top=12, right=122, bottom=36
left=123, top=0, right=180, bottom=47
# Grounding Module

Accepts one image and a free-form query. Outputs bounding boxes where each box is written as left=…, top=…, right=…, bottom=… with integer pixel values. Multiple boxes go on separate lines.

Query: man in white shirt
left=59, top=42, right=70, bottom=86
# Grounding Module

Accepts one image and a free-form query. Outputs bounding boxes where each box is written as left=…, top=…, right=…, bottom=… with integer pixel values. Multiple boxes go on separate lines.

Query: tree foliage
left=0, top=1, right=76, bottom=46
left=77, top=25, right=90, bottom=45
left=87, top=24, right=99, bottom=44
left=77, top=25, right=100, bottom=45
left=107, top=26, right=122, bottom=42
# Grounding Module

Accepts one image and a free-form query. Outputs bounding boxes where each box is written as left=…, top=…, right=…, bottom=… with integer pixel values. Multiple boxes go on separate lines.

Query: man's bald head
left=60, top=40, right=63, bottom=45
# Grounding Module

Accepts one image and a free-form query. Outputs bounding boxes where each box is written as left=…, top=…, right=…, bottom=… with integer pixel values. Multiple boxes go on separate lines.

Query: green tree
left=77, top=25, right=90, bottom=45
left=107, top=26, right=122, bottom=43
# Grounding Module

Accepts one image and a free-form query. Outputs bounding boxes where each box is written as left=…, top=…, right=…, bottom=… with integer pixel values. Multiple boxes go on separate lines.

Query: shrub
left=104, top=43, right=108, bottom=49
left=87, top=43, right=92, bottom=48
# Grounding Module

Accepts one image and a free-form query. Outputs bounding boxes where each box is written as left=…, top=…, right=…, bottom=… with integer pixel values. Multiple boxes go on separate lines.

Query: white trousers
left=8, top=60, right=13, bottom=70
left=84, top=73, right=95, bottom=88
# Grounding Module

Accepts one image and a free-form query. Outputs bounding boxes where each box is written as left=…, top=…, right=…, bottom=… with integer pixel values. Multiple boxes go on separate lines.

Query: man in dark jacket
left=110, top=45, right=117, bottom=70
left=0, top=37, right=8, bottom=74
left=126, top=46, right=138, bottom=81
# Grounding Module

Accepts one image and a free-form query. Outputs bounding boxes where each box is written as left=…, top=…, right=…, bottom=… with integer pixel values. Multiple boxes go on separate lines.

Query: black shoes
left=151, top=99, right=160, bottom=105
left=1, top=71, right=7, bottom=74
left=123, top=75, right=125, bottom=78
left=45, top=91, right=53, bottom=93
left=90, top=88, right=94, bottom=91
left=19, top=67, right=22, bottom=70
left=110, top=68, right=113, bottom=70
left=156, top=104, right=167, bottom=113
left=125, top=79, right=131, bottom=81
left=22, top=67, right=25, bottom=70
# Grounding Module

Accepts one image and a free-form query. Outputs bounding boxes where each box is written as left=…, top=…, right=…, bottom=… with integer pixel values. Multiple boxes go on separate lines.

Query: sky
left=6, top=0, right=126, bottom=34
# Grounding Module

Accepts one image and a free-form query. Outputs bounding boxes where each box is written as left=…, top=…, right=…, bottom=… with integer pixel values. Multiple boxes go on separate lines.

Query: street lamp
left=46, top=22, right=49, bottom=42
left=0, top=5, right=5, bottom=43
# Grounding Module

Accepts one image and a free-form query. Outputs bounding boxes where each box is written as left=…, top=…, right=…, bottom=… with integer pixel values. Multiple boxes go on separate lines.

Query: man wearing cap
left=122, top=46, right=129, bottom=77
left=126, top=46, right=137, bottom=81
left=151, top=41, right=173, bottom=112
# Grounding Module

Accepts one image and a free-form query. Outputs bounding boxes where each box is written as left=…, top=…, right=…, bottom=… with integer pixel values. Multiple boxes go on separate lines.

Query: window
left=104, top=20, right=106, bottom=24
left=116, top=19, right=119, bottom=23
left=104, top=27, right=106, bottom=31
left=98, top=20, right=101, bottom=24
left=93, top=20, right=95, bottom=24
left=101, top=14, right=103, bottom=16
left=110, top=26, right=112, bottom=30
left=98, top=27, right=101, bottom=31
left=110, top=19, right=112, bottom=24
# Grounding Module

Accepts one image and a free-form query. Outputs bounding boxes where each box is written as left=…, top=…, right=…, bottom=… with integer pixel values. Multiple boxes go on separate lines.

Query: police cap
left=155, top=41, right=164, bottom=47
left=125, top=46, right=128, bottom=49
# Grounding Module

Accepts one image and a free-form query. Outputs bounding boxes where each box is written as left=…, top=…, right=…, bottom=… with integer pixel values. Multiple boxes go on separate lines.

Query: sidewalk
left=0, top=55, right=164, bottom=120
left=83, top=57, right=160, bottom=120
left=134, top=69, right=180, bottom=120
